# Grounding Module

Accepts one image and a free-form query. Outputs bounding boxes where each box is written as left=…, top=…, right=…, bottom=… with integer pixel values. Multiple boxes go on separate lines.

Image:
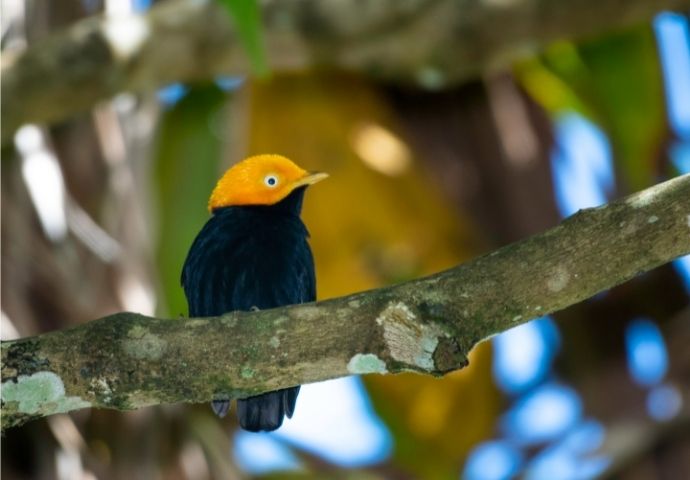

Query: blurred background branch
left=3, top=0, right=690, bottom=141
left=3, top=173, right=688, bottom=433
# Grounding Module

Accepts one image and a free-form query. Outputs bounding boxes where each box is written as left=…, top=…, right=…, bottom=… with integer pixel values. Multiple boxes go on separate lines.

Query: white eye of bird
left=264, top=175, right=278, bottom=187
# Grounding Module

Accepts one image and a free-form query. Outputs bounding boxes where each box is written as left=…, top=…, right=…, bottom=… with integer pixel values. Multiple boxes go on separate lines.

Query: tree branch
left=3, top=0, right=689, bottom=141
left=2, top=174, right=689, bottom=432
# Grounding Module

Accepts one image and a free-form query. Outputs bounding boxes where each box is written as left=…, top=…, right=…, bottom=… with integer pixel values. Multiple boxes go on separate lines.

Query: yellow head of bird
left=208, top=154, right=328, bottom=211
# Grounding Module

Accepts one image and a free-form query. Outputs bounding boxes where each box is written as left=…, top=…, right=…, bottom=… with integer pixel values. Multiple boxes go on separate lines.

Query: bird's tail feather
left=211, top=399, right=231, bottom=418
left=284, top=385, right=300, bottom=418
left=237, top=386, right=300, bottom=432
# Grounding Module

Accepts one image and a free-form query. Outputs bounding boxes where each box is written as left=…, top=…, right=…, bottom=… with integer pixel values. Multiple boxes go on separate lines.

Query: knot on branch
left=376, top=302, right=467, bottom=374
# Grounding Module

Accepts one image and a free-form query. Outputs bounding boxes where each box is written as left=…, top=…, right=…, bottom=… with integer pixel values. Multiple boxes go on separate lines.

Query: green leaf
left=152, top=85, right=228, bottom=317
left=217, top=0, right=269, bottom=77
left=516, top=26, right=666, bottom=191
left=573, top=27, right=665, bottom=191
left=515, top=55, right=595, bottom=121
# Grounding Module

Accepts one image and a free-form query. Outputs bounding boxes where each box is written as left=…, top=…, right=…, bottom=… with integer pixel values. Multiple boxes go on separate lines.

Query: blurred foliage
left=218, top=0, right=268, bottom=77
left=154, top=85, right=229, bottom=317
left=366, top=346, right=498, bottom=480
left=516, top=25, right=666, bottom=191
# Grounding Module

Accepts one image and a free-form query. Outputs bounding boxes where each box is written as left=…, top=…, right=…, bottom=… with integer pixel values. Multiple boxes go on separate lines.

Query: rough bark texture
left=2, top=174, right=688, bottom=432
left=3, top=0, right=689, bottom=141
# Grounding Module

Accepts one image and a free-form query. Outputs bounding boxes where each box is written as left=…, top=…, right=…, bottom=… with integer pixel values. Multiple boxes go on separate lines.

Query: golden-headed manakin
left=182, top=154, right=327, bottom=431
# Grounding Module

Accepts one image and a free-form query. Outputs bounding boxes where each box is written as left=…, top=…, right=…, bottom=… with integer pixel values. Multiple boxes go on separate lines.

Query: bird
left=181, top=154, right=327, bottom=432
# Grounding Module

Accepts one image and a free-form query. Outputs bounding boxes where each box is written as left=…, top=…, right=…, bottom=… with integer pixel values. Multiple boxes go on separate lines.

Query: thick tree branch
left=3, top=0, right=689, bottom=141
left=2, top=175, right=689, bottom=431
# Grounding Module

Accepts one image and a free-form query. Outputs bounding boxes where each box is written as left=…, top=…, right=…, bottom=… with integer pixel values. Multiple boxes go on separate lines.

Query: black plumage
left=181, top=187, right=314, bottom=432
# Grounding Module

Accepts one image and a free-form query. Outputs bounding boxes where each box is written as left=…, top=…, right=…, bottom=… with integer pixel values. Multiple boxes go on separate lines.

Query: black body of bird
left=181, top=187, right=314, bottom=432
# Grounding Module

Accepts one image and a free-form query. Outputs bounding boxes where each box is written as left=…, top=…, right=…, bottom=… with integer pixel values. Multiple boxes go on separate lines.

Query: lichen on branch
left=2, top=174, right=689, bottom=432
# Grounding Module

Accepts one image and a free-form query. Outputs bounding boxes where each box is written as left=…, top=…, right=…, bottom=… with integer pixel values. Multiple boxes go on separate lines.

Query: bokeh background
left=2, top=1, right=689, bottom=479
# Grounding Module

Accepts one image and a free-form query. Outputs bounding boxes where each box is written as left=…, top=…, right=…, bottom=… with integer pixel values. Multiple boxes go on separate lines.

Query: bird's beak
left=294, top=171, right=329, bottom=188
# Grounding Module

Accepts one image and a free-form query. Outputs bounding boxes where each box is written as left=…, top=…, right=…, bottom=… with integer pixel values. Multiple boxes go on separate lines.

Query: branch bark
left=3, top=0, right=689, bottom=141
left=2, top=174, right=689, bottom=432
